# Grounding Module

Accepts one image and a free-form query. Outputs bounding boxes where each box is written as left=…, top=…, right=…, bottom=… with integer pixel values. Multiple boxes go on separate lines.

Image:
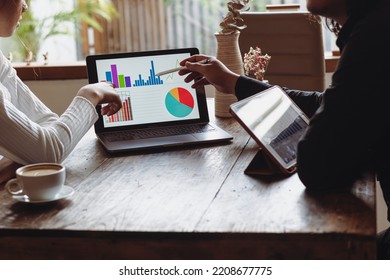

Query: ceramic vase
left=214, top=31, right=244, bottom=118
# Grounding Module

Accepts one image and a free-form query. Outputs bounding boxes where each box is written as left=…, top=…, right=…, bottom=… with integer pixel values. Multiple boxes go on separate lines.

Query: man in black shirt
left=180, top=0, right=390, bottom=259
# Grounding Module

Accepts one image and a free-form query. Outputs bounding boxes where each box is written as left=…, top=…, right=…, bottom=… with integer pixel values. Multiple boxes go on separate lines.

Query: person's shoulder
left=349, top=1, right=390, bottom=46
left=0, top=50, right=13, bottom=73
left=0, top=50, right=18, bottom=81
left=365, top=0, right=390, bottom=28
left=0, top=49, right=7, bottom=64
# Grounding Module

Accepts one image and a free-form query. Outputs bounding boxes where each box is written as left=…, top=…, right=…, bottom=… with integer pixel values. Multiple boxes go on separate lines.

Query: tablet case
left=230, top=86, right=304, bottom=176
left=245, top=148, right=296, bottom=176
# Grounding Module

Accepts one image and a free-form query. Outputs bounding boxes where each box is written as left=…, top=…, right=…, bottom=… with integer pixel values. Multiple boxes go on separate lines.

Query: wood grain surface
left=0, top=100, right=376, bottom=259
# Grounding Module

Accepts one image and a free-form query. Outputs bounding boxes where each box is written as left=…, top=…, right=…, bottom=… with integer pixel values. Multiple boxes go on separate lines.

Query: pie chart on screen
left=165, top=87, right=194, bottom=118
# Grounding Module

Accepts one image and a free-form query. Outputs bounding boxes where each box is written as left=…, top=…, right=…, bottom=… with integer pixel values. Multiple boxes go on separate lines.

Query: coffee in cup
left=6, top=163, right=65, bottom=201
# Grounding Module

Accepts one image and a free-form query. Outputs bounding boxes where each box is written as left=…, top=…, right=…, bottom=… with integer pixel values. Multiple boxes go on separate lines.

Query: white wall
left=24, top=79, right=87, bottom=115
left=377, top=182, right=390, bottom=232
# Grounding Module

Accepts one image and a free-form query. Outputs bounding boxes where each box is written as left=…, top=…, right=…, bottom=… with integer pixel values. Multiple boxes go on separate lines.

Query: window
left=0, top=0, right=77, bottom=63
left=85, top=0, right=309, bottom=58
left=1, top=0, right=336, bottom=66
left=1, top=0, right=312, bottom=63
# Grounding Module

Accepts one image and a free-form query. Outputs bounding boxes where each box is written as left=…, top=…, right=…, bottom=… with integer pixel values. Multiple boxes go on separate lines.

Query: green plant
left=13, top=0, right=117, bottom=61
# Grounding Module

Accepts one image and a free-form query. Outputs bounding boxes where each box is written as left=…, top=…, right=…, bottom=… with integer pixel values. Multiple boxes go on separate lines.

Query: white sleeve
left=0, top=89, right=98, bottom=165
left=0, top=54, right=98, bottom=164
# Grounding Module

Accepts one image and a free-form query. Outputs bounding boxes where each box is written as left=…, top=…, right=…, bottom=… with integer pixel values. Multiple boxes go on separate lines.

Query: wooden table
left=0, top=100, right=376, bottom=259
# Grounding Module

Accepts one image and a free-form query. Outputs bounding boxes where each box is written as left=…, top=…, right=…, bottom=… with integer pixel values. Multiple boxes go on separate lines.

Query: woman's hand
left=77, top=82, right=122, bottom=116
left=179, top=55, right=240, bottom=94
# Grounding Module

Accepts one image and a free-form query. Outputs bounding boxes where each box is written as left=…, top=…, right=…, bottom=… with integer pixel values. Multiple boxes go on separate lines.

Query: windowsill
left=13, top=61, right=88, bottom=81
left=13, top=55, right=340, bottom=81
left=325, top=52, right=340, bottom=73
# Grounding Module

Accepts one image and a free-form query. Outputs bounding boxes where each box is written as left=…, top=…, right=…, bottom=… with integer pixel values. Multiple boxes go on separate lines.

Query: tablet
left=229, top=86, right=309, bottom=174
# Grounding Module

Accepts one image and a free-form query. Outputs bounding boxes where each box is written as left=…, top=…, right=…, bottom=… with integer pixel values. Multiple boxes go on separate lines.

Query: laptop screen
left=86, top=48, right=208, bottom=132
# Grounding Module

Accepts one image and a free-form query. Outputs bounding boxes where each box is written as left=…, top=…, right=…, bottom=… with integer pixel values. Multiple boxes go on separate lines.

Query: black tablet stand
left=244, top=149, right=296, bottom=176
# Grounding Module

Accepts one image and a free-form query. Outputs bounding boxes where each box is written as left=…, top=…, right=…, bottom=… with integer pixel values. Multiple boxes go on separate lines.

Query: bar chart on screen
left=105, top=91, right=133, bottom=123
left=105, top=61, right=164, bottom=88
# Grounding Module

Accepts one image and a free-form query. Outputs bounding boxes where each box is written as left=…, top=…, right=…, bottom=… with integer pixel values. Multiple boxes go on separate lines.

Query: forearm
left=235, top=76, right=272, bottom=100
left=0, top=96, right=97, bottom=164
left=52, top=96, right=98, bottom=161
left=234, top=76, right=322, bottom=118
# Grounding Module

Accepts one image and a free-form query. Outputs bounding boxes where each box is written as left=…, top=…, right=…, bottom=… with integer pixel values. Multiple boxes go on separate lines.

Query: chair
left=239, top=11, right=326, bottom=91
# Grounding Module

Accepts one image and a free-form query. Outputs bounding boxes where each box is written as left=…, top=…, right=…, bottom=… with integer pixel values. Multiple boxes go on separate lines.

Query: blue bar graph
left=133, top=61, right=163, bottom=87
left=104, top=60, right=163, bottom=88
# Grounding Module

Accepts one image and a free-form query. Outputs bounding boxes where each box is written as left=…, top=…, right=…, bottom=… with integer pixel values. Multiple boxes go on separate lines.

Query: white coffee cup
left=6, top=163, right=65, bottom=201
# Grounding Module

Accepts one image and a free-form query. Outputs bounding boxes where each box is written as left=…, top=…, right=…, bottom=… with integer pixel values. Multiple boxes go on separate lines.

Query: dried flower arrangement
left=243, top=47, right=271, bottom=81
left=219, top=0, right=250, bottom=34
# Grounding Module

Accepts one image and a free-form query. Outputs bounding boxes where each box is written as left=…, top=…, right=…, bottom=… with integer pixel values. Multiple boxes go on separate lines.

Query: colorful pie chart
left=165, top=87, right=194, bottom=117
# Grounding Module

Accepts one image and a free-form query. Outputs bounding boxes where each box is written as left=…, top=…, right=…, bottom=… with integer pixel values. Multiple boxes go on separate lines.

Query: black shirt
left=235, top=0, right=390, bottom=221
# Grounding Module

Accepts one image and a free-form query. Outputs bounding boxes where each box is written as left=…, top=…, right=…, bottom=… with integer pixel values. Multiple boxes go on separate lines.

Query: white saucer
left=12, top=185, right=74, bottom=204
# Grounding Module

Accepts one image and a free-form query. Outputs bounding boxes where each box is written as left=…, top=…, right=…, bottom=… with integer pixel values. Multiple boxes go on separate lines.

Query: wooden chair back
left=240, top=11, right=326, bottom=91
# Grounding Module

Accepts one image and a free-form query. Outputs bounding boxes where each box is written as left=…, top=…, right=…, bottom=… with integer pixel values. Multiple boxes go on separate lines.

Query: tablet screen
left=230, top=86, right=309, bottom=170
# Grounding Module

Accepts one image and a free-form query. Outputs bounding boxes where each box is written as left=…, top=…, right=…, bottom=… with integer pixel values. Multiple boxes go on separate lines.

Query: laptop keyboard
left=103, top=124, right=215, bottom=141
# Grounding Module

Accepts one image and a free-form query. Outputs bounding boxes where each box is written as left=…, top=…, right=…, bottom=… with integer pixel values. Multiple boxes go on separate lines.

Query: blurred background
left=0, top=0, right=331, bottom=63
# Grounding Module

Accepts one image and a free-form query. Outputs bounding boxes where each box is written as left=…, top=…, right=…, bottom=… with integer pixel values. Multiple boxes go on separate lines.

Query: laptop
left=86, top=48, right=233, bottom=153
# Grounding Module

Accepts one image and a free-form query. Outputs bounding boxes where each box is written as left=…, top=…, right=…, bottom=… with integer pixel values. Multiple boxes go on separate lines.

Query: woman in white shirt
left=0, top=0, right=122, bottom=182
